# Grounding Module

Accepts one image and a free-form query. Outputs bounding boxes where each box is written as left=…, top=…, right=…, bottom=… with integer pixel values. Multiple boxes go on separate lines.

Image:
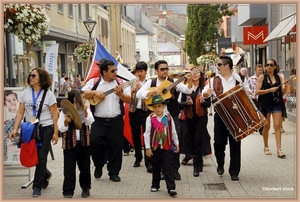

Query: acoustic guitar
left=89, top=78, right=138, bottom=106
left=144, top=67, right=201, bottom=110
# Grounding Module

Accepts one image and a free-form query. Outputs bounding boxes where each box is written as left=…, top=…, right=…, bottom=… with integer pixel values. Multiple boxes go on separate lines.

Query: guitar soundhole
left=162, top=88, right=167, bottom=94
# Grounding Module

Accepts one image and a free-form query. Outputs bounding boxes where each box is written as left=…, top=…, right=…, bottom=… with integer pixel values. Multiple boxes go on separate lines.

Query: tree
left=184, top=4, right=233, bottom=65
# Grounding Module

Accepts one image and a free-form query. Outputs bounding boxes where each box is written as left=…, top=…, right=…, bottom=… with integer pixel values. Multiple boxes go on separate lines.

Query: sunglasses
left=217, top=63, right=224, bottom=67
left=159, top=68, right=169, bottom=71
left=266, top=64, right=275, bottom=67
left=110, top=69, right=118, bottom=73
left=29, top=74, right=37, bottom=78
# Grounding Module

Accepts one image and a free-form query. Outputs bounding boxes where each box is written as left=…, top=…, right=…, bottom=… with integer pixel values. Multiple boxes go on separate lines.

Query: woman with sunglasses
left=9, top=68, right=59, bottom=197
left=256, top=59, right=287, bottom=158
left=180, top=68, right=212, bottom=177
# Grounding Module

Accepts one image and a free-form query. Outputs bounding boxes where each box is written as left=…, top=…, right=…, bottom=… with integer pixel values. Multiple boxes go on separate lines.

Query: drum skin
left=212, top=85, right=267, bottom=141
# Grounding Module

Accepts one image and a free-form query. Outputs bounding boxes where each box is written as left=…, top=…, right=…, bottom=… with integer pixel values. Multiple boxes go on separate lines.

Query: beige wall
left=45, top=4, right=90, bottom=39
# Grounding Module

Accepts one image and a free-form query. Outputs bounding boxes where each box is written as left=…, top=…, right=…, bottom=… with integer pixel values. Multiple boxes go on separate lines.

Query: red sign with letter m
left=243, top=25, right=268, bottom=45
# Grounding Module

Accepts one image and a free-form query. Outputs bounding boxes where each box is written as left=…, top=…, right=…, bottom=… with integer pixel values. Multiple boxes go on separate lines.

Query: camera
left=273, top=97, right=280, bottom=104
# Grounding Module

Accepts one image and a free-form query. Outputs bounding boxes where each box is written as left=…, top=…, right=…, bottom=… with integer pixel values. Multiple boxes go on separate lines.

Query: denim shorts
left=260, top=104, right=282, bottom=115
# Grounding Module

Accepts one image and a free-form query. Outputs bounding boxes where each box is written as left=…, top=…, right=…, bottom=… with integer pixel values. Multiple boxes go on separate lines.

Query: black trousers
left=129, top=109, right=151, bottom=166
left=63, top=143, right=91, bottom=195
left=151, top=149, right=175, bottom=192
left=33, top=125, right=53, bottom=189
left=186, top=115, right=209, bottom=169
left=213, top=113, right=241, bottom=176
left=90, top=116, right=123, bottom=176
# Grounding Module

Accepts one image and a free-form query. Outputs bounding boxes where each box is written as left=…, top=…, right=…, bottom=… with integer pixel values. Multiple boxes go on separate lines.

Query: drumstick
left=278, top=76, right=295, bottom=88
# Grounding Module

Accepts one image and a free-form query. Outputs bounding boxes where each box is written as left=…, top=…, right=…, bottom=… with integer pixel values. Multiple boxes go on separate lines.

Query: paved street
left=3, top=115, right=296, bottom=200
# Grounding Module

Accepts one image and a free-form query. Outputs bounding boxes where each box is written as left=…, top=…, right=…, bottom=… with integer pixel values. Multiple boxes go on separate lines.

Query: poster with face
left=4, top=87, right=25, bottom=165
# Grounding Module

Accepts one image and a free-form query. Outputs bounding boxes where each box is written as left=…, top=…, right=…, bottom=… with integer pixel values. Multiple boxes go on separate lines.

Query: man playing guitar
left=136, top=60, right=193, bottom=180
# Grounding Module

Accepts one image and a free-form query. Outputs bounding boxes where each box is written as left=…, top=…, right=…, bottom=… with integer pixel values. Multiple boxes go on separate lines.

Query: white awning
left=264, top=13, right=296, bottom=42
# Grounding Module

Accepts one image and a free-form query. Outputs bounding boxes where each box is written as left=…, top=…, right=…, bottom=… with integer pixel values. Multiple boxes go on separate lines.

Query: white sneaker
left=151, top=187, right=158, bottom=192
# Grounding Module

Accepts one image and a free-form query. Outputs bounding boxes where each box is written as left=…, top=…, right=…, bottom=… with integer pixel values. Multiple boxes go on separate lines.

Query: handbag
left=20, top=138, right=38, bottom=167
left=18, top=89, right=47, bottom=167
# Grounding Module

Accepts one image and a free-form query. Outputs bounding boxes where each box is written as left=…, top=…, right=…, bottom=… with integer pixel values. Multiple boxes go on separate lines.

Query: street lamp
left=204, top=42, right=212, bottom=72
left=134, top=52, right=140, bottom=62
left=204, top=41, right=212, bottom=52
left=83, top=17, right=97, bottom=40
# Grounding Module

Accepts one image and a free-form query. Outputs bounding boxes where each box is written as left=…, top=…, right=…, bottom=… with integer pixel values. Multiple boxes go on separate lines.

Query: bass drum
left=212, top=84, right=267, bottom=141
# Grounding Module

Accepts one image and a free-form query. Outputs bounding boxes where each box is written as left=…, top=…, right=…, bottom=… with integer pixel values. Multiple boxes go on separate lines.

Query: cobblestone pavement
left=3, top=115, right=296, bottom=200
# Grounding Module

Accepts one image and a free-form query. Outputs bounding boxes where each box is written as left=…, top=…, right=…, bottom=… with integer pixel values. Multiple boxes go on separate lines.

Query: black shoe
left=217, top=167, right=224, bottom=175
left=110, top=174, right=121, bottom=182
left=231, top=175, right=239, bottom=181
left=133, top=160, right=140, bottom=167
left=94, top=167, right=102, bottom=179
left=147, top=165, right=153, bottom=173
left=174, top=171, right=181, bottom=180
left=168, top=189, right=177, bottom=196
left=63, top=194, right=73, bottom=198
left=193, top=167, right=199, bottom=177
left=81, top=188, right=90, bottom=198
left=160, top=172, right=165, bottom=180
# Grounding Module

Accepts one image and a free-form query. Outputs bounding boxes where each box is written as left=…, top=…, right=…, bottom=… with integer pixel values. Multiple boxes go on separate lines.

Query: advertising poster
left=4, top=87, right=25, bottom=165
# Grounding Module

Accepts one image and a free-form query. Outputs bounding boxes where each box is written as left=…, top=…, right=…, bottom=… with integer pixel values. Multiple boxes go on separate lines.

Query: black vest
left=151, top=77, right=180, bottom=117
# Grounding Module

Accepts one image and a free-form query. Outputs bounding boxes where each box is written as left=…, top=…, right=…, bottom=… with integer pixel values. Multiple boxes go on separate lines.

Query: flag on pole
left=45, top=43, right=59, bottom=92
left=85, top=38, right=135, bottom=82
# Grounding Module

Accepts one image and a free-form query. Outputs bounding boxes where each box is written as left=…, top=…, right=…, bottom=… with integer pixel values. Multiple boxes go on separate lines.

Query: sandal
left=264, top=147, right=272, bottom=155
left=277, top=150, right=286, bottom=158
left=181, top=156, right=192, bottom=165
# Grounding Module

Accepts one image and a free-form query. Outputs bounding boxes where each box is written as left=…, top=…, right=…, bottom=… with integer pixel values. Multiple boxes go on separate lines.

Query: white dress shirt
left=203, top=72, right=250, bottom=98
left=82, top=78, right=130, bottom=118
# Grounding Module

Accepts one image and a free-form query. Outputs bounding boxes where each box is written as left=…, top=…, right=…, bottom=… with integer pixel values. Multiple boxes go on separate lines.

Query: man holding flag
left=82, top=38, right=134, bottom=182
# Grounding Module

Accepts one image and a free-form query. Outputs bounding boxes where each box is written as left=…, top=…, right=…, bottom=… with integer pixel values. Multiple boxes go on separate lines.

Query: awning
left=263, top=13, right=296, bottom=42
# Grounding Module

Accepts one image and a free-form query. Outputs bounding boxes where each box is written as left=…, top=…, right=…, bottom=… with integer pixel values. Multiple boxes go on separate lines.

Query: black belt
left=95, top=115, right=122, bottom=121
left=43, top=124, right=53, bottom=129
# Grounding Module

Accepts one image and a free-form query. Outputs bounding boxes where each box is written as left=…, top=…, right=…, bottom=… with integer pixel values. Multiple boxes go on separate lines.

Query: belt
left=43, top=124, right=53, bottom=128
left=76, top=140, right=81, bottom=144
left=95, top=115, right=122, bottom=121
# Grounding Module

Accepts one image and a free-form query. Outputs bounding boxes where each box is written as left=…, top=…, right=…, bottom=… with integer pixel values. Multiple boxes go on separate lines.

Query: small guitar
left=144, top=67, right=202, bottom=110
left=89, top=78, right=138, bottom=106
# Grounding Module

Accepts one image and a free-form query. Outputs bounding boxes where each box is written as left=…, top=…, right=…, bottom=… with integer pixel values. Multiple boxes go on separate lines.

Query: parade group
left=8, top=55, right=292, bottom=198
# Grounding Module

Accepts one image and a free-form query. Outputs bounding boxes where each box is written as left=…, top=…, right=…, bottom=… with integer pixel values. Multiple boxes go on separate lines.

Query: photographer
left=256, top=59, right=287, bottom=159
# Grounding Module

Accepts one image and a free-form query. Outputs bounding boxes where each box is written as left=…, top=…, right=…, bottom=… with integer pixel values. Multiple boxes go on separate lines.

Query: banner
left=45, top=43, right=59, bottom=92
left=4, top=87, right=25, bottom=165
left=85, top=38, right=135, bottom=82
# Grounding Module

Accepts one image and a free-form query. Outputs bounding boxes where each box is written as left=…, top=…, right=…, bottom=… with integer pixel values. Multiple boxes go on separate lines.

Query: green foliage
left=185, top=4, right=233, bottom=65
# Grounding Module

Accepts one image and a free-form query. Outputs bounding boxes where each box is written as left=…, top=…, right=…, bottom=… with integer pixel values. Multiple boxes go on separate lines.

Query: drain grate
left=203, top=183, right=227, bottom=190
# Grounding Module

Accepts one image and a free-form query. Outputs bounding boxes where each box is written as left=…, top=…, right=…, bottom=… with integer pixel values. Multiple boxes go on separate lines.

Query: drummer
left=202, top=56, right=250, bottom=181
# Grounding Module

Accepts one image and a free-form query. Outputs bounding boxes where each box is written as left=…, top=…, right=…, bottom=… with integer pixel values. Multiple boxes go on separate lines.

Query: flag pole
left=84, top=38, right=95, bottom=79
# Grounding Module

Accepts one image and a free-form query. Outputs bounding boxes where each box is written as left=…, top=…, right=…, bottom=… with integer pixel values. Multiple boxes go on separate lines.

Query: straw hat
left=60, top=99, right=81, bottom=129
left=183, top=64, right=194, bottom=73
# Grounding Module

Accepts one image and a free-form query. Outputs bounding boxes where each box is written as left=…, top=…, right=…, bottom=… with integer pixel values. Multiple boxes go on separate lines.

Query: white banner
left=45, top=43, right=59, bottom=92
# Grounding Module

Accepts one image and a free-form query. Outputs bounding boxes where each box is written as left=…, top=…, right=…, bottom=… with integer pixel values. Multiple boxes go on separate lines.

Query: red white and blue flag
left=85, top=38, right=135, bottom=82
